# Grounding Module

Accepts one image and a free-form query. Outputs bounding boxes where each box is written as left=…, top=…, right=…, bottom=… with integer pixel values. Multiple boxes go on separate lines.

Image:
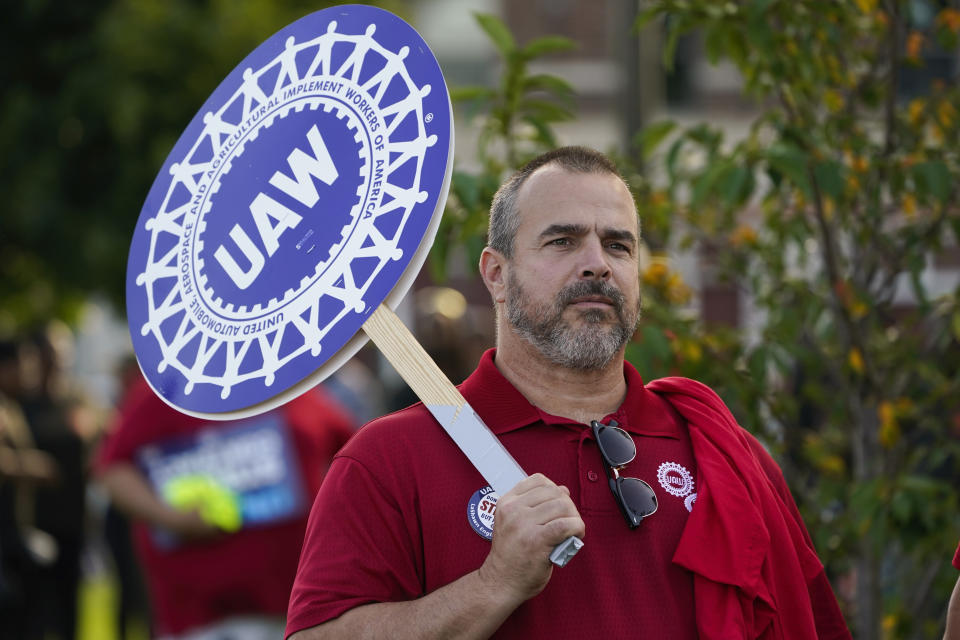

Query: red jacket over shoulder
left=648, top=376, right=851, bottom=640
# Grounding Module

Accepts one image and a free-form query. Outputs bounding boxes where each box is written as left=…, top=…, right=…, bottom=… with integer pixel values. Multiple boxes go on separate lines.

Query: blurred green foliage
left=0, top=0, right=396, bottom=332
left=430, top=13, right=576, bottom=281
left=630, top=2, right=960, bottom=638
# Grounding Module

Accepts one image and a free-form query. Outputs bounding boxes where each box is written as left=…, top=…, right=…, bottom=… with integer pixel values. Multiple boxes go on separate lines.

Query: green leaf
left=748, top=346, right=768, bottom=382
left=635, top=120, right=677, bottom=159
left=766, top=143, right=811, bottom=196
left=474, top=13, right=515, bottom=58
left=813, top=160, right=846, bottom=200
left=522, top=74, right=575, bottom=97
left=520, top=35, right=576, bottom=59
left=450, top=86, right=497, bottom=102
left=687, top=124, right=723, bottom=153
left=912, top=161, right=951, bottom=203
left=691, top=160, right=732, bottom=208
left=639, top=325, right=673, bottom=363
left=720, top=165, right=756, bottom=208
left=749, top=0, right=779, bottom=16
left=900, top=475, right=942, bottom=493
left=704, top=24, right=728, bottom=65
left=891, top=490, right=912, bottom=524
left=520, top=98, right=574, bottom=122
left=451, top=171, right=480, bottom=211
left=634, top=6, right=661, bottom=31
left=665, top=136, right=686, bottom=181
left=522, top=115, right=558, bottom=148
left=662, top=15, right=696, bottom=71
left=428, top=220, right=453, bottom=282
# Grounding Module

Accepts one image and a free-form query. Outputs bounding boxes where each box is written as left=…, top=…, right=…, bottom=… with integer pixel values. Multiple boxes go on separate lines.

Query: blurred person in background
left=0, top=338, right=59, bottom=640
left=99, top=354, right=154, bottom=639
left=386, top=287, right=485, bottom=413
left=93, top=362, right=356, bottom=640
left=17, top=324, right=91, bottom=640
left=322, top=355, right=386, bottom=427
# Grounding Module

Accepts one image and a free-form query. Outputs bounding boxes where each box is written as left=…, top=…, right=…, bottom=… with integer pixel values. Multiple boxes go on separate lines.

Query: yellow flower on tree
left=730, top=225, right=757, bottom=247
left=878, top=401, right=900, bottom=448
left=905, top=31, right=924, bottom=62
left=824, top=89, right=844, bottom=113
left=848, top=347, right=865, bottom=374
left=642, top=260, right=692, bottom=305
left=937, top=100, right=956, bottom=128
left=902, top=193, right=917, bottom=218
left=907, top=98, right=925, bottom=125
left=642, top=261, right=670, bottom=286
left=935, top=8, right=960, bottom=33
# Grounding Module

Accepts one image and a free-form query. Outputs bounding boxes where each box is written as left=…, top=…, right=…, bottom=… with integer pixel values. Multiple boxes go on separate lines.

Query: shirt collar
left=460, top=349, right=682, bottom=439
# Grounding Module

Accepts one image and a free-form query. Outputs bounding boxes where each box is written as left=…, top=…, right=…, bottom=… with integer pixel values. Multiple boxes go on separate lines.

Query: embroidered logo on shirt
left=657, top=461, right=694, bottom=499
left=466, top=486, right=499, bottom=540
left=684, top=493, right=698, bottom=513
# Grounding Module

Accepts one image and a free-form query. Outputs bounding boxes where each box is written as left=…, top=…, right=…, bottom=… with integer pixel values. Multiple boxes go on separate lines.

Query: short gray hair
left=487, top=146, right=628, bottom=258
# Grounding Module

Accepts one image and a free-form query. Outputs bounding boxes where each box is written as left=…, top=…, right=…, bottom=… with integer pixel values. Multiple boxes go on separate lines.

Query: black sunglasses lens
left=618, top=477, right=658, bottom=525
left=595, top=423, right=635, bottom=467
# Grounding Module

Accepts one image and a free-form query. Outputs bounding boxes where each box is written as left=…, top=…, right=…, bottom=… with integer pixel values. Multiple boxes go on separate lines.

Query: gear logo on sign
left=127, top=6, right=452, bottom=417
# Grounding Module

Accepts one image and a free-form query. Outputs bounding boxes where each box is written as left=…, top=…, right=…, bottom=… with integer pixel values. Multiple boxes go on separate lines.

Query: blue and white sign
left=137, top=412, right=307, bottom=539
left=126, top=5, right=453, bottom=417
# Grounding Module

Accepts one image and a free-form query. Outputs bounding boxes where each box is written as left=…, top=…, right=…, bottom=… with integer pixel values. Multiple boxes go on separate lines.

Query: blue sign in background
left=137, top=412, right=306, bottom=547
left=126, top=5, right=453, bottom=417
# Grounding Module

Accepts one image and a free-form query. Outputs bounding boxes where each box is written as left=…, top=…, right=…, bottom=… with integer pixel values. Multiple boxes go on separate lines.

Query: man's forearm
left=291, top=474, right=583, bottom=640
left=289, top=567, right=525, bottom=640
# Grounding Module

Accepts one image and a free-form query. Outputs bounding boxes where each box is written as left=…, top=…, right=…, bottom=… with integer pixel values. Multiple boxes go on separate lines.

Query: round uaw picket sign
left=467, top=486, right=499, bottom=541
left=126, top=5, right=453, bottom=418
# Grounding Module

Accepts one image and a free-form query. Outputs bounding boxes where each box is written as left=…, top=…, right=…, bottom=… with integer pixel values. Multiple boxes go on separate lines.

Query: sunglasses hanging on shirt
left=591, top=419, right=658, bottom=529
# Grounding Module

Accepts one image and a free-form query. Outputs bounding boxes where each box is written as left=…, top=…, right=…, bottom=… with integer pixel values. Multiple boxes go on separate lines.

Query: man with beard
left=286, top=147, right=850, bottom=639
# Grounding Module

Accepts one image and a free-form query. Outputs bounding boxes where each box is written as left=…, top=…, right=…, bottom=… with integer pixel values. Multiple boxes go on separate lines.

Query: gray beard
left=505, top=276, right=639, bottom=371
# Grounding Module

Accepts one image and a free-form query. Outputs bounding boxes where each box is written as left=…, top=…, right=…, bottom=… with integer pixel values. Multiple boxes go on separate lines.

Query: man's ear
left=479, top=247, right=507, bottom=304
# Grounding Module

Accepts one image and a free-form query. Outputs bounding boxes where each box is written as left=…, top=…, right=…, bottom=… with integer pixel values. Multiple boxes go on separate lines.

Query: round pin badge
left=657, top=461, right=694, bottom=498
left=467, top=486, right=499, bottom=541
left=126, top=5, right=453, bottom=418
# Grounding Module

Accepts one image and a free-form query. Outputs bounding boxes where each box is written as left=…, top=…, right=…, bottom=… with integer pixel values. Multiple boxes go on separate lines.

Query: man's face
left=502, top=165, right=641, bottom=370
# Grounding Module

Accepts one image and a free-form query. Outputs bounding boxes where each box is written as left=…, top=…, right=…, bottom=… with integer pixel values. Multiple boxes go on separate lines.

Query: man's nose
left=579, top=239, right=611, bottom=280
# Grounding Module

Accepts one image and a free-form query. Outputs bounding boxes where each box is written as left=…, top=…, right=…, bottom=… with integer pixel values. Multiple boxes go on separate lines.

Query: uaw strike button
left=467, top=486, right=499, bottom=541
left=126, top=5, right=452, bottom=417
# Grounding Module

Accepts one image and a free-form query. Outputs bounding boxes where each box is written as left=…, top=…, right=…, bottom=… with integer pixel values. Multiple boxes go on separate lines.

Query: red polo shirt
left=288, top=350, right=702, bottom=637
left=954, top=540, right=960, bottom=570
left=287, top=350, right=848, bottom=637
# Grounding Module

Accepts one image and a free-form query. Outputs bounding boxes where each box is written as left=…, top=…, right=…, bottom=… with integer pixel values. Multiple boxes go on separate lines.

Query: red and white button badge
left=657, top=461, right=697, bottom=512
left=467, top=486, right=499, bottom=540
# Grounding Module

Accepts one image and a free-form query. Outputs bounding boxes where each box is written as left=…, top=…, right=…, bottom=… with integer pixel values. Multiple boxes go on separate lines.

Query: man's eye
left=607, top=242, right=629, bottom=252
left=548, top=238, right=570, bottom=246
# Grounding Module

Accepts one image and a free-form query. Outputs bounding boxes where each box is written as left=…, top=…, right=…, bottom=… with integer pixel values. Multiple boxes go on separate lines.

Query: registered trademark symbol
left=424, top=112, right=434, bottom=123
